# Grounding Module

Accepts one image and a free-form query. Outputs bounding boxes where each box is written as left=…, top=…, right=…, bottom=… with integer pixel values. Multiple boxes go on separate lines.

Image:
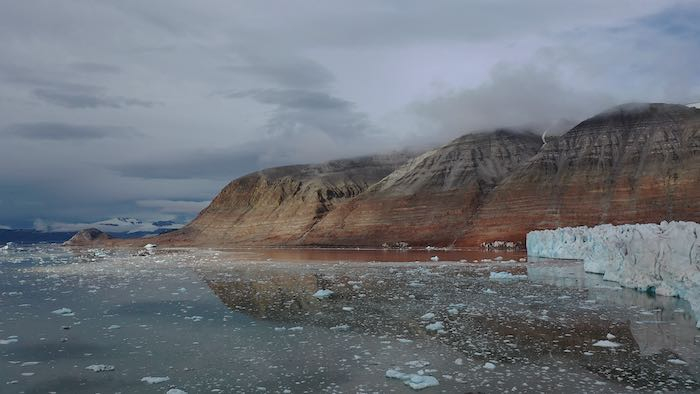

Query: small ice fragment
left=483, top=362, right=496, bottom=370
left=85, top=364, right=115, bottom=372
left=330, top=324, right=350, bottom=331
left=405, top=360, right=430, bottom=368
left=592, top=340, right=622, bottom=348
left=420, top=312, right=435, bottom=320
left=583, top=352, right=594, bottom=356
left=483, top=288, right=497, bottom=294
left=397, top=338, right=413, bottom=343
left=385, top=369, right=439, bottom=390
left=667, top=358, right=688, bottom=365
left=425, top=322, right=444, bottom=332
left=51, top=308, right=74, bottom=316
left=489, top=272, right=527, bottom=279
left=274, top=327, right=287, bottom=332
left=140, top=376, right=170, bottom=384
left=430, top=256, right=439, bottom=262
left=21, top=362, right=40, bottom=367
left=447, top=308, right=458, bottom=315
left=454, top=358, right=463, bottom=366
left=0, top=338, right=18, bottom=345
left=167, top=390, right=188, bottom=394
left=342, top=306, right=354, bottom=312
left=288, top=326, right=303, bottom=331
left=606, top=333, right=616, bottom=340
left=312, top=289, right=334, bottom=299
left=144, top=243, right=157, bottom=249
left=106, top=325, right=121, bottom=330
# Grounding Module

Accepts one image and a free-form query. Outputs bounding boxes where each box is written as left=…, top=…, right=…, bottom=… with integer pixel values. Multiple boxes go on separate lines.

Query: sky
left=1, top=0, right=699, bottom=230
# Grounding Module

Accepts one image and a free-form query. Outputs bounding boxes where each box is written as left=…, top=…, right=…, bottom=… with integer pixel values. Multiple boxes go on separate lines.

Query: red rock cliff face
left=457, top=103, right=700, bottom=246
left=300, top=130, right=542, bottom=247
left=156, top=154, right=413, bottom=246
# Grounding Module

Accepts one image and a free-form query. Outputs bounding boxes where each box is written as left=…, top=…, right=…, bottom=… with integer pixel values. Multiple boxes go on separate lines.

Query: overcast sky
left=1, top=0, right=699, bottom=230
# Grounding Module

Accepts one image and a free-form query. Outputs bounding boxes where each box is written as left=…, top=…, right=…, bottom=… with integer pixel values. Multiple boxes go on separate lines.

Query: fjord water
left=1, top=246, right=698, bottom=393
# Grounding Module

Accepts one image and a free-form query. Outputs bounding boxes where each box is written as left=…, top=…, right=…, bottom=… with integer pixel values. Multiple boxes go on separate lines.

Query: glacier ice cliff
left=527, top=221, right=700, bottom=323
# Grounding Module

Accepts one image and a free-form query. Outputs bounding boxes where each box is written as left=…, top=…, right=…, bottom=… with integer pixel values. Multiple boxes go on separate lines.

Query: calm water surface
left=0, top=245, right=698, bottom=393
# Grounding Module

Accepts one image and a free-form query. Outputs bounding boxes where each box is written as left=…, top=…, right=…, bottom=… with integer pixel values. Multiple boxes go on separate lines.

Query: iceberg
left=385, top=369, right=439, bottom=390
left=527, top=221, right=700, bottom=319
left=312, top=289, right=334, bottom=299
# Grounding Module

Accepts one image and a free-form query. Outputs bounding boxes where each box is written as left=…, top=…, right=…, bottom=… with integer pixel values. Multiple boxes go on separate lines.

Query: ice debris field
left=0, top=241, right=699, bottom=393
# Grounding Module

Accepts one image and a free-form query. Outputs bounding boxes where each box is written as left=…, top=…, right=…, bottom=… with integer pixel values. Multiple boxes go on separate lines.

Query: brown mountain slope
left=155, top=153, right=414, bottom=246
left=457, top=103, right=700, bottom=246
left=300, top=130, right=543, bottom=247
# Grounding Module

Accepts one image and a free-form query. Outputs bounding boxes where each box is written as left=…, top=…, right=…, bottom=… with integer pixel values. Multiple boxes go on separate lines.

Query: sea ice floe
left=85, top=364, right=115, bottom=372
left=425, top=322, right=444, bottom=331
left=420, top=312, right=435, bottom=320
left=592, top=340, right=622, bottom=348
left=386, top=369, right=439, bottom=390
left=141, top=376, right=170, bottom=384
left=312, top=289, right=334, bottom=299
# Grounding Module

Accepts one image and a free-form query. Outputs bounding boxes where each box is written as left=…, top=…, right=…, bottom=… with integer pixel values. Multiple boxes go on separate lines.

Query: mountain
left=46, top=217, right=182, bottom=234
left=300, top=130, right=543, bottom=246
left=457, top=103, right=700, bottom=245
left=155, top=153, right=415, bottom=246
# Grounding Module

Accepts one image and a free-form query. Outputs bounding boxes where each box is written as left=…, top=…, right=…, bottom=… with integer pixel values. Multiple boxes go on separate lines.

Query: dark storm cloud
left=5, top=122, right=139, bottom=141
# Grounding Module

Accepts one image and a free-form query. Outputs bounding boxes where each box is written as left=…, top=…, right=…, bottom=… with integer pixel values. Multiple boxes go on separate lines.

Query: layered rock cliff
left=301, top=130, right=542, bottom=246
left=156, top=153, right=413, bottom=246
left=457, top=103, right=700, bottom=246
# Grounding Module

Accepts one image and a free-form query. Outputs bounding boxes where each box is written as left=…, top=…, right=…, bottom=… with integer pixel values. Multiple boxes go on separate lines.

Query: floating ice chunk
left=606, top=333, right=616, bottom=340
left=592, top=340, right=622, bottom=348
left=425, top=322, right=444, bottom=331
left=106, top=325, right=121, bottom=330
left=483, top=288, right=497, bottom=294
left=274, top=327, right=286, bottom=332
left=0, top=338, right=18, bottom=345
left=312, top=289, right=334, bottom=299
left=288, top=326, right=303, bottom=331
left=447, top=308, right=458, bottom=315
left=397, top=338, right=413, bottom=343
left=85, top=364, right=115, bottom=372
left=51, top=308, right=74, bottom=316
left=489, top=272, right=527, bottom=279
left=330, top=324, right=350, bottom=331
left=144, top=243, right=157, bottom=249
left=385, top=369, right=439, bottom=390
left=483, top=362, right=496, bottom=369
left=184, top=316, right=203, bottom=322
left=667, top=358, right=688, bottom=365
left=405, top=360, right=430, bottom=368
left=167, top=390, right=188, bottom=394
left=420, top=312, right=435, bottom=320
left=21, top=362, right=40, bottom=366
left=342, top=306, right=354, bottom=312
left=141, top=376, right=170, bottom=384
left=430, top=256, right=439, bottom=262
left=454, top=358, right=463, bottom=366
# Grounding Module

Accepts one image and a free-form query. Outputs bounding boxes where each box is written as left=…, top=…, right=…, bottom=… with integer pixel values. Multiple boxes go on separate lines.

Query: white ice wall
left=527, top=221, right=700, bottom=320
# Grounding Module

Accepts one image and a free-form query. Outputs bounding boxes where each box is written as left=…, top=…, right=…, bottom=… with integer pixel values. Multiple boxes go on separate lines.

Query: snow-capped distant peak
left=687, top=102, right=700, bottom=109
left=40, top=217, right=183, bottom=234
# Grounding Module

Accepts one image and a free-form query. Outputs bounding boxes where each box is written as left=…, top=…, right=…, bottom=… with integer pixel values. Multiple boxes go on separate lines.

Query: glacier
left=527, top=221, right=700, bottom=322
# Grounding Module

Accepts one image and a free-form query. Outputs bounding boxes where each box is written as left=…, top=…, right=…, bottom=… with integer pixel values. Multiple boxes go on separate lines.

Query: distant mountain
left=1, top=218, right=184, bottom=245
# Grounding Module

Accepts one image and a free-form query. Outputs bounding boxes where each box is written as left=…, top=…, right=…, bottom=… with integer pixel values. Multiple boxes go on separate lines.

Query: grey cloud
left=5, top=122, right=139, bottom=141
left=71, top=62, right=121, bottom=74
left=224, top=52, right=334, bottom=89
left=136, top=199, right=210, bottom=214
left=227, top=89, right=352, bottom=110
left=33, top=88, right=155, bottom=109
left=410, top=65, right=616, bottom=138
